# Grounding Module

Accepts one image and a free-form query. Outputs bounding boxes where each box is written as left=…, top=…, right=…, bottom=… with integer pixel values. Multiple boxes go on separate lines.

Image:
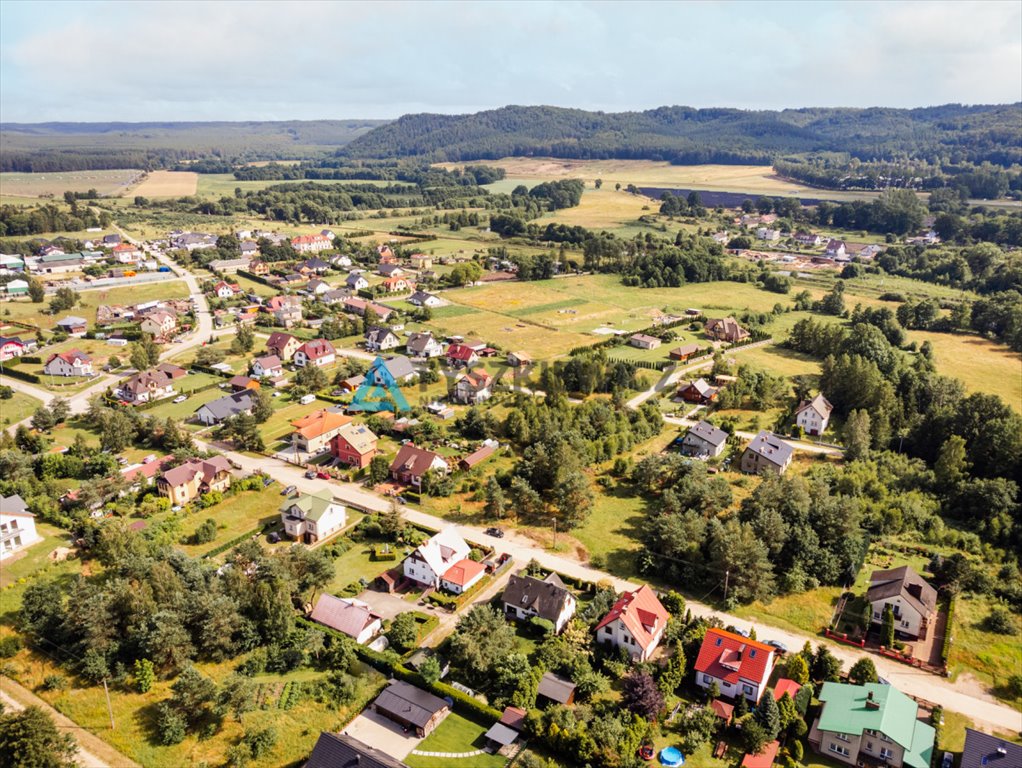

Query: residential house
left=328, top=254, right=352, bottom=269
left=293, top=338, right=336, bottom=368
left=44, top=349, right=93, bottom=377
left=371, top=680, right=449, bottom=738
left=867, top=566, right=938, bottom=640
left=825, top=239, right=847, bottom=258
left=102, top=234, right=121, bottom=246
left=0, top=336, right=26, bottom=362
left=266, top=331, right=301, bottom=361
left=794, top=232, right=822, bottom=246
left=330, top=422, right=378, bottom=469
left=365, top=326, right=401, bottom=352
left=695, top=628, right=777, bottom=704
left=502, top=571, right=577, bottom=633
left=213, top=281, right=240, bottom=299
left=305, top=732, right=407, bottom=768
left=112, top=243, right=143, bottom=263
left=409, top=253, right=433, bottom=270
left=291, top=234, right=332, bottom=254
left=681, top=420, right=729, bottom=458
left=208, top=258, right=251, bottom=274
left=440, top=558, right=486, bottom=594
left=173, top=232, right=217, bottom=251
left=846, top=243, right=883, bottom=260
left=537, top=672, right=577, bottom=706
left=56, top=315, right=88, bottom=335
left=629, top=333, right=661, bottom=350
left=248, top=259, right=270, bottom=276
left=299, top=257, right=331, bottom=274
left=453, top=370, right=493, bottom=404
left=139, top=310, right=177, bottom=338
left=251, top=354, right=283, bottom=379
left=280, top=489, right=346, bottom=544
left=408, top=290, right=442, bottom=307
left=320, top=288, right=351, bottom=306
left=346, top=272, right=369, bottom=291
left=377, top=263, right=404, bottom=278
left=795, top=393, right=833, bottom=435
left=305, top=278, right=330, bottom=296
left=506, top=351, right=531, bottom=368
left=756, top=227, right=781, bottom=241
left=381, top=276, right=411, bottom=293
left=376, top=244, right=396, bottom=262
left=239, top=241, right=260, bottom=259
left=373, top=355, right=417, bottom=384
left=402, top=527, right=470, bottom=588
left=960, top=728, right=1022, bottom=768
left=740, top=430, right=794, bottom=475
left=669, top=343, right=702, bottom=361
left=390, top=443, right=448, bottom=488
left=445, top=343, right=478, bottom=368
left=705, top=316, right=750, bottom=343
left=594, top=584, right=670, bottom=661
left=342, top=297, right=393, bottom=322
left=808, top=683, right=935, bottom=768
left=195, top=391, right=256, bottom=426
left=406, top=332, right=444, bottom=359
left=1, top=494, right=41, bottom=560
left=265, top=295, right=303, bottom=326
left=156, top=457, right=233, bottom=506
left=309, top=594, right=381, bottom=644
left=679, top=378, right=718, bottom=404
left=116, top=368, right=177, bottom=404
left=291, top=409, right=351, bottom=454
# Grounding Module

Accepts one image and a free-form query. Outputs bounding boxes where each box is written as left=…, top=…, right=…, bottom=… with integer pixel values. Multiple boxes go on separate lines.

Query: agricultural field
left=538, top=186, right=661, bottom=233
left=129, top=170, right=198, bottom=197
left=0, top=169, right=143, bottom=198
left=195, top=173, right=394, bottom=199
left=905, top=330, right=1021, bottom=411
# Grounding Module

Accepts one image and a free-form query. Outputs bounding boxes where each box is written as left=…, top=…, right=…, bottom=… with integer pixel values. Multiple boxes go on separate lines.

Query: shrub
left=982, top=607, right=1017, bottom=635
left=191, top=518, right=218, bottom=545
left=0, top=635, right=23, bottom=658
left=42, top=674, right=68, bottom=691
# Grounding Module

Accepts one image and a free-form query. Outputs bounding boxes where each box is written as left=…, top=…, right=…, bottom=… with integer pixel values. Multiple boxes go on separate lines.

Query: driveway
left=342, top=709, right=423, bottom=760
left=357, top=589, right=420, bottom=621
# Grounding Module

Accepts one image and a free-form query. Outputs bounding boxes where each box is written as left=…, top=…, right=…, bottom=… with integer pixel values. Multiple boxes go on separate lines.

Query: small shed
left=741, top=740, right=780, bottom=768
left=537, top=671, right=576, bottom=706
left=483, top=722, right=520, bottom=751
left=710, top=698, right=734, bottom=725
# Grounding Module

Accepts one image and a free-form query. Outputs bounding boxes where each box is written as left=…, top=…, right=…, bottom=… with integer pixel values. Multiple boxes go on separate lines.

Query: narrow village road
left=0, top=676, right=139, bottom=767
left=193, top=438, right=1022, bottom=734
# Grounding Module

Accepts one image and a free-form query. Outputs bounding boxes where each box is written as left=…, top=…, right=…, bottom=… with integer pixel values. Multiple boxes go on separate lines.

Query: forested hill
left=341, top=104, right=1022, bottom=167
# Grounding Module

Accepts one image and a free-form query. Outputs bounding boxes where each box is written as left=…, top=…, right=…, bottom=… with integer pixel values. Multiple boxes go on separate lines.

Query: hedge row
left=189, top=363, right=235, bottom=379
left=236, top=269, right=275, bottom=287
left=0, top=365, right=41, bottom=384
left=940, top=595, right=956, bottom=666
left=19, top=355, right=42, bottom=364
left=296, top=617, right=502, bottom=724
left=201, top=523, right=270, bottom=559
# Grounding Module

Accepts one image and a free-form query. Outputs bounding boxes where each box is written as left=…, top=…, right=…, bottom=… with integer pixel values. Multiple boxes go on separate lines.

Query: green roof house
left=809, top=683, right=934, bottom=768
left=279, top=489, right=346, bottom=545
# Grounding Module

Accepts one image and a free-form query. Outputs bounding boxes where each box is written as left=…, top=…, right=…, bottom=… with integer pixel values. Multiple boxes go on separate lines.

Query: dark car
left=765, top=639, right=788, bottom=654
left=267, top=532, right=281, bottom=544
left=485, top=527, right=505, bottom=538
left=304, top=469, right=317, bottom=479
left=262, top=477, right=275, bottom=488
left=281, top=485, right=297, bottom=496
left=396, top=496, right=408, bottom=505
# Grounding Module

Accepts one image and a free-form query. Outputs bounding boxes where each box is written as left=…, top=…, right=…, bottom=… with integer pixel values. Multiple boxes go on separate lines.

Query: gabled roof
left=503, top=572, right=573, bottom=623
left=383, top=355, right=415, bottom=380
left=741, top=740, right=780, bottom=768
left=366, top=326, right=398, bottom=344
left=442, top=558, right=485, bottom=587
left=309, top=593, right=378, bottom=638
left=671, top=343, right=701, bottom=357
left=333, top=422, right=377, bottom=454
left=795, top=393, right=833, bottom=419
left=500, top=706, right=527, bottom=731
left=159, top=456, right=232, bottom=488
left=291, top=409, right=350, bottom=440
left=391, top=443, right=445, bottom=479
left=197, top=391, right=255, bottom=421
left=773, top=678, right=802, bottom=702
left=683, top=378, right=717, bottom=398
left=961, top=728, right=1022, bottom=768
left=446, top=343, right=477, bottom=361
left=297, top=338, right=335, bottom=360
left=458, top=370, right=493, bottom=390
left=686, top=420, right=728, bottom=448
left=630, top=333, right=660, bottom=345
left=373, top=680, right=447, bottom=728
left=594, top=584, right=669, bottom=652
left=0, top=494, right=32, bottom=518
left=266, top=331, right=297, bottom=349
left=694, top=628, right=775, bottom=685
left=409, top=526, right=468, bottom=579
left=253, top=354, right=281, bottom=370
left=817, top=682, right=935, bottom=768
left=537, top=671, right=576, bottom=704
left=744, top=430, right=794, bottom=467
left=305, top=732, right=407, bottom=768
left=120, top=368, right=174, bottom=394
left=47, top=348, right=91, bottom=366
left=867, top=565, right=938, bottom=617
left=406, top=332, right=440, bottom=354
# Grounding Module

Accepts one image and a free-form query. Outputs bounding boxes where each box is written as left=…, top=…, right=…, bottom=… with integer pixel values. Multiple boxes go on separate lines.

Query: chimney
left=865, top=690, right=880, bottom=710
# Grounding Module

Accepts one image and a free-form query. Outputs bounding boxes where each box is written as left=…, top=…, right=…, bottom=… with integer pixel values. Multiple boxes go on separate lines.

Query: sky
left=1, top=0, right=1020, bottom=122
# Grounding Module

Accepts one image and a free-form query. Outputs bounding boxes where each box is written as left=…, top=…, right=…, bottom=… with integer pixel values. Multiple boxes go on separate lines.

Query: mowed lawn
left=0, top=279, right=191, bottom=330
left=324, top=542, right=392, bottom=594
left=0, top=390, right=43, bottom=426
left=404, top=713, right=508, bottom=768
left=175, top=486, right=285, bottom=557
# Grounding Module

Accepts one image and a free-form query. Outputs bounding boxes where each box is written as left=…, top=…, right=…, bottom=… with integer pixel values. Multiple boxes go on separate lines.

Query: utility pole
left=551, top=517, right=557, bottom=548
left=723, top=569, right=730, bottom=604
left=102, top=677, right=115, bottom=729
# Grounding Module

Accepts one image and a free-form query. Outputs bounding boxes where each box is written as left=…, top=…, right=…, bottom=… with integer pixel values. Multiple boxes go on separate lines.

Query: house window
left=603, top=626, right=612, bottom=635
left=703, top=674, right=713, bottom=685
left=829, top=744, right=850, bottom=757
left=743, top=684, right=754, bottom=695
left=866, top=742, right=874, bottom=752
left=835, top=733, right=850, bottom=743
left=880, top=749, right=894, bottom=760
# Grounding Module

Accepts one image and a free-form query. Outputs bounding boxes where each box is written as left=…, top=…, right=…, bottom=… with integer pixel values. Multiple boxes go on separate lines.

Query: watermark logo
left=350, top=356, right=411, bottom=412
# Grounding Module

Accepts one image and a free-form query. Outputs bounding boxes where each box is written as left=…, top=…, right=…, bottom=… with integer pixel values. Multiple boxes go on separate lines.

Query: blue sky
left=1, top=0, right=1019, bottom=122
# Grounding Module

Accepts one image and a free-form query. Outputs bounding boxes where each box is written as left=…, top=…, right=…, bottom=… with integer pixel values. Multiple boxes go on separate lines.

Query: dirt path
left=0, top=676, right=139, bottom=767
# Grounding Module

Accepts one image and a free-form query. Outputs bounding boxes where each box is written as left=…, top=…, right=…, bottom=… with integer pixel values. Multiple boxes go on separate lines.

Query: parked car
left=281, top=485, right=297, bottom=496
left=316, top=471, right=330, bottom=480
left=262, top=476, right=275, bottom=487
left=267, top=532, right=281, bottom=544
left=765, top=639, right=788, bottom=654
left=485, top=527, right=505, bottom=538
left=304, top=469, right=317, bottom=479
left=396, top=496, right=408, bottom=505
left=172, top=395, right=187, bottom=403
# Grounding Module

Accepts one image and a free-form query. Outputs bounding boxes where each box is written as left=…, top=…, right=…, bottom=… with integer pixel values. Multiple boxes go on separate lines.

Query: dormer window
left=715, top=637, right=722, bottom=646
left=749, top=649, right=756, bottom=658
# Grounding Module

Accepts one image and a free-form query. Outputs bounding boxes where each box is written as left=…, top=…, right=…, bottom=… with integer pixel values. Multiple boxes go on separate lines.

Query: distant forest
left=340, top=104, right=1022, bottom=167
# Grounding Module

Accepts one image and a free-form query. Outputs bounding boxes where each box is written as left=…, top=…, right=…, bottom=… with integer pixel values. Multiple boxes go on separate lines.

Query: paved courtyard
left=342, top=708, right=423, bottom=760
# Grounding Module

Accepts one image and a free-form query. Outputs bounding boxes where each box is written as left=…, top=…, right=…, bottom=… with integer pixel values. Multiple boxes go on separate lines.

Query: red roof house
left=445, top=343, right=478, bottom=368
left=440, top=558, right=486, bottom=595
left=694, top=628, right=776, bottom=703
left=772, top=678, right=802, bottom=702
left=742, top=740, right=780, bottom=768
left=594, top=584, right=670, bottom=661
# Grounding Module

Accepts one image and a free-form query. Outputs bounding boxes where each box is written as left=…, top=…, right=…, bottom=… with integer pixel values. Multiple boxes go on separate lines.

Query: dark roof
left=197, top=391, right=255, bottom=421
left=502, top=572, right=574, bottom=623
left=743, top=430, right=794, bottom=467
left=686, top=420, right=728, bottom=448
left=305, top=732, right=407, bottom=768
left=960, top=728, right=1022, bottom=768
left=537, top=672, right=576, bottom=704
left=483, top=722, right=519, bottom=747
left=373, top=680, right=448, bottom=728
left=867, top=566, right=938, bottom=617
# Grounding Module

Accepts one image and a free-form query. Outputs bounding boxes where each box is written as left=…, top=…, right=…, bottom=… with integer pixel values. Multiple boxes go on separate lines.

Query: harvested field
left=129, top=170, right=198, bottom=197
left=0, top=169, right=142, bottom=198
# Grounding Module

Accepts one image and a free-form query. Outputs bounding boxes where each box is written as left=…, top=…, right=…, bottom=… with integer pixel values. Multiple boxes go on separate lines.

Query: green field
left=175, top=486, right=285, bottom=557
left=0, top=390, right=43, bottom=426
left=906, top=330, right=1021, bottom=411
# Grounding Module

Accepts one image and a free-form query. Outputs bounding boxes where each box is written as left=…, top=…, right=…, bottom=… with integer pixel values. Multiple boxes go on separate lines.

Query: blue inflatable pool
left=660, top=746, right=685, bottom=767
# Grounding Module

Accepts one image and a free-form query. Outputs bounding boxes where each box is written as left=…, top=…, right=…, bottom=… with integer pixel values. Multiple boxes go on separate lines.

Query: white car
left=172, top=395, right=187, bottom=403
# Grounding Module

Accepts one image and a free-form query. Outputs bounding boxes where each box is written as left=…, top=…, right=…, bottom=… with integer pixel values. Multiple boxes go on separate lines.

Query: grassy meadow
left=0, top=169, right=143, bottom=198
